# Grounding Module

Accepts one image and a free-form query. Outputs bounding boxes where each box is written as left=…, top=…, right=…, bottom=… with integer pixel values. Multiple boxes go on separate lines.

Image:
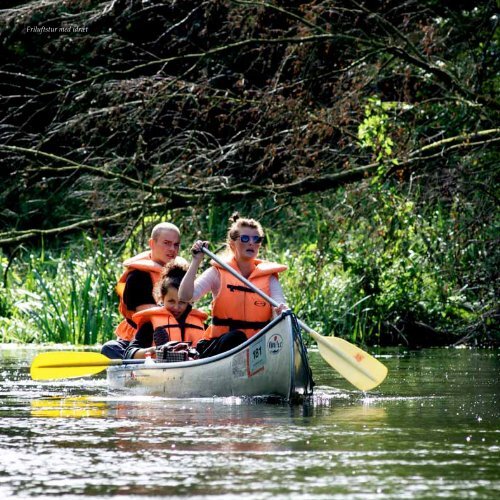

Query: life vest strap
left=155, top=322, right=203, bottom=331
left=156, top=322, right=181, bottom=330
left=212, top=317, right=268, bottom=330
left=227, top=284, right=255, bottom=293
left=184, top=323, right=204, bottom=331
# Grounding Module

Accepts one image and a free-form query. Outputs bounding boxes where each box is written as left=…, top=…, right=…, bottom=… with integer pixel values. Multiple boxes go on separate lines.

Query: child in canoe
left=179, top=212, right=289, bottom=358
left=124, top=261, right=207, bottom=360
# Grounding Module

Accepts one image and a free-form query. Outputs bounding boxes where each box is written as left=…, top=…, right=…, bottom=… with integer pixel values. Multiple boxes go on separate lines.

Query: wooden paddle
left=30, top=351, right=145, bottom=380
left=202, top=247, right=388, bottom=391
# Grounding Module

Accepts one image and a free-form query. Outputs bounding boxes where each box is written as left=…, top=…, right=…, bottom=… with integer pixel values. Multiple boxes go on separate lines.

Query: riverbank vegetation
left=1, top=183, right=497, bottom=347
left=0, top=1, right=498, bottom=347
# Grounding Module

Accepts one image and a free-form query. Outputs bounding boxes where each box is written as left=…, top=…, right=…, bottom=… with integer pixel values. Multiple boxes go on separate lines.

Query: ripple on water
left=0, top=346, right=499, bottom=499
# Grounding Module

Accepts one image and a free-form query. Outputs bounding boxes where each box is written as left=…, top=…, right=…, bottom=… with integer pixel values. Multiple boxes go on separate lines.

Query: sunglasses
left=238, top=235, right=264, bottom=244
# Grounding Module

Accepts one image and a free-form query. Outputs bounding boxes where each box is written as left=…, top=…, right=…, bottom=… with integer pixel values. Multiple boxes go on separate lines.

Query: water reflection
left=0, top=345, right=498, bottom=499
left=31, top=396, right=107, bottom=418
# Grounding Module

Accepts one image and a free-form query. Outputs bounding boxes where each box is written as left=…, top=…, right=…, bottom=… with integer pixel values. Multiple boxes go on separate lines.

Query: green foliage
left=1, top=0, right=497, bottom=243
left=358, top=97, right=396, bottom=161
left=0, top=285, right=12, bottom=318
left=1, top=243, right=120, bottom=344
left=262, top=185, right=498, bottom=348
left=1, top=178, right=497, bottom=348
left=357, top=96, right=413, bottom=184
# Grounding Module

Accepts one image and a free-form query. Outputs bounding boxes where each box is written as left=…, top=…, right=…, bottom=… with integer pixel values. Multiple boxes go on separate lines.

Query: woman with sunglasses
left=179, top=213, right=289, bottom=358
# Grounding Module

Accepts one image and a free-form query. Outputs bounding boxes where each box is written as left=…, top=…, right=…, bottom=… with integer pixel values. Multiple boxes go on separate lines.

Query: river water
left=0, top=345, right=498, bottom=499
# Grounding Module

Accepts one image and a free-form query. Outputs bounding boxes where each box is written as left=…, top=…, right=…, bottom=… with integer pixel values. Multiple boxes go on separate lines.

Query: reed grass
left=2, top=246, right=120, bottom=344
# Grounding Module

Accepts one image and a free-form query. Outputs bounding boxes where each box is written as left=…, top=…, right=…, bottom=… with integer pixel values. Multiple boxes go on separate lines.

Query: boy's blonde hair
left=151, top=222, right=180, bottom=241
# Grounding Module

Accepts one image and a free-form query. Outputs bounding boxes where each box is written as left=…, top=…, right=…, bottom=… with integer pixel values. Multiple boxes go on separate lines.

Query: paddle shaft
left=202, top=247, right=379, bottom=384
left=39, top=358, right=145, bottom=369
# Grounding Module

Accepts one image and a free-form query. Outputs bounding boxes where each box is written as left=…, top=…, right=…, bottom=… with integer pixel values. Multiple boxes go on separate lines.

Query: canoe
left=107, top=312, right=313, bottom=399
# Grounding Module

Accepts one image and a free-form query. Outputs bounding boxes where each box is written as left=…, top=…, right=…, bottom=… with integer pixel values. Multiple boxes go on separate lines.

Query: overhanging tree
left=0, top=0, right=498, bottom=245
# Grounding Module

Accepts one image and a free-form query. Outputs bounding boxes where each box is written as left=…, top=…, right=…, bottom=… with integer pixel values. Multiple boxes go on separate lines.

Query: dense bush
left=274, top=189, right=498, bottom=347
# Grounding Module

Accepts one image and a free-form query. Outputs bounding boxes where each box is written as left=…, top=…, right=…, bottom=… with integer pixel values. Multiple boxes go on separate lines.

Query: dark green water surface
left=0, top=346, right=498, bottom=499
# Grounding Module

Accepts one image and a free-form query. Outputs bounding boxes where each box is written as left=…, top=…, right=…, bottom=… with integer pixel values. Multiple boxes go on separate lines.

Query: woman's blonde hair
left=223, top=212, right=264, bottom=255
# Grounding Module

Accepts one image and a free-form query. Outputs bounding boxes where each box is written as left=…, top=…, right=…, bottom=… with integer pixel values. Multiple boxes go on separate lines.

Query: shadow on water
left=0, top=344, right=498, bottom=499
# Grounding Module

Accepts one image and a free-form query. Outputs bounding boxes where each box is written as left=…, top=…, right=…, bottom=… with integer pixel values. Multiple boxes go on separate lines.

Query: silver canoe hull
left=107, top=313, right=313, bottom=399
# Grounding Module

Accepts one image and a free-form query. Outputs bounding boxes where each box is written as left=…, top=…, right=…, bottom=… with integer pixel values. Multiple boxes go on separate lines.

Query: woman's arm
left=270, top=275, right=289, bottom=316
left=191, top=267, right=220, bottom=301
left=178, top=240, right=208, bottom=301
left=269, top=275, right=286, bottom=304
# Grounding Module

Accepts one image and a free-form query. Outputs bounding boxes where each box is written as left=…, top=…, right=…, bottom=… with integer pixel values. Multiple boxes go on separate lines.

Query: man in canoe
left=101, top=222, right=187, bottom=359
left=179, top=212, right=289, bottom=358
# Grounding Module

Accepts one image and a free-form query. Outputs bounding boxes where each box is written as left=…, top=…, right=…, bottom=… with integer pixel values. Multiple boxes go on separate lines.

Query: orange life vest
left=114, top=250, right=164, bottom=341
left=132, top=307, right=207, bottom=346
left=207, top=257, right=287, bottom=340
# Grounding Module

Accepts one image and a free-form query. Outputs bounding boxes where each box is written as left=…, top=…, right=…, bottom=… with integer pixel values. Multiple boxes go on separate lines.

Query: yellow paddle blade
left=30, top=351, right=115, bottom=380
left=307, top=329, right=388, bottom=391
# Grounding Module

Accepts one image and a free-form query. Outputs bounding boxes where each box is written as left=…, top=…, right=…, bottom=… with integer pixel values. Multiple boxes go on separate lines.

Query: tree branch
left=0, top=145, right=148, bottom=191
